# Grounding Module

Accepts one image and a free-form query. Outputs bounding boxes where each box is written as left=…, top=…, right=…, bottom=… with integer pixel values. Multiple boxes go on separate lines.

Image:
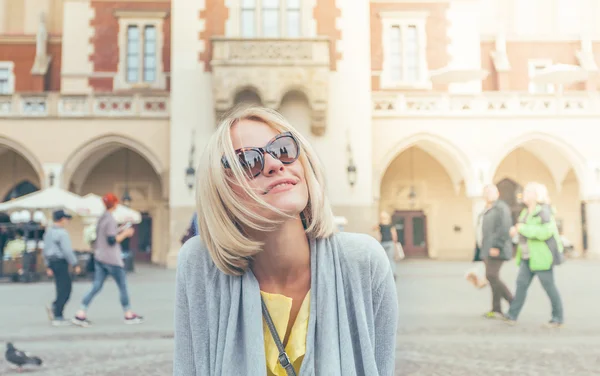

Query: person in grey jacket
left=174, top=107, right=398, bottom=375
left=43, top=210, right=80, bottom=326
left=477, top=184, right=514, bottom=319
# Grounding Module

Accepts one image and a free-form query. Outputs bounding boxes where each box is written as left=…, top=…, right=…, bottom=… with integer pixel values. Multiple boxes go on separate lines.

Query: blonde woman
left=173, top=107, right=398, bottom=376
left=505, top=182, right=564, bottom=327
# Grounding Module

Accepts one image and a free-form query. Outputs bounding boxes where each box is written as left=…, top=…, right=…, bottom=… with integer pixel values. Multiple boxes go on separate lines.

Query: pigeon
left=5, top=342, right=42, bottom=372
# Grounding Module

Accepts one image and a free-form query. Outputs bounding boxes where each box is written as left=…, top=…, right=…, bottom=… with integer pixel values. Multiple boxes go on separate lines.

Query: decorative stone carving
left=31, top=12, right=52, bottom=75
left=211, top=38, right=331, bottom=136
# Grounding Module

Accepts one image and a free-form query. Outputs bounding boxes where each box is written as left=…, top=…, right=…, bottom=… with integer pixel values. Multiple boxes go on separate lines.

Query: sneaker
left=483, top=311, right=505, bottom=320
left=45, top=304, right=54, bottom=322
left=124, top=314, right=144, bottom=325
left=543, top=321, right=564, bottom=329
left=503, top=317, right=517, bottom=326
left=71, top=316, right=92, bottom=327
left=52, top=318, right=71, bottom=327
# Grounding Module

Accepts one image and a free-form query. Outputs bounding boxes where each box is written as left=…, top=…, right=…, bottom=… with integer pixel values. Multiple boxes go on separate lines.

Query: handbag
left=261, top=296, right=297, bottom=376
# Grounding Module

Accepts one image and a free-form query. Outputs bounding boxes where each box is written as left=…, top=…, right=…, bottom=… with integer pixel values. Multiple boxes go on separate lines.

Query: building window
left=143, top=26, right=157, bottom=82
left=405, top=25, right=420, bottom=82
left=126, top=26, right=140, bottom=83
left=0, top=62, right=15, bottom=94
left=528, top=60, right=554, bottom=94
left=380, top=11, right=429, bottom=88
left=240, top=0, right=302, bottom=38
left=286, top=0, right=301, bottom=38
left=241, top=0, right=256, bottom=37
left=126, top=24, right=157, bottom=84
left=114, top=11, right=167, bottom=90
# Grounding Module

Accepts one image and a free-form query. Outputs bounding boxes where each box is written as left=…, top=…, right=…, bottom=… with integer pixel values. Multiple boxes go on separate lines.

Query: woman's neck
left=250, top=216, right=310, bottom=290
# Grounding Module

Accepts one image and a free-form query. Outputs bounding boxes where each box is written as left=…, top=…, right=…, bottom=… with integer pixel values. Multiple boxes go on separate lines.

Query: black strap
left=260, top=296, right=297, bottom=376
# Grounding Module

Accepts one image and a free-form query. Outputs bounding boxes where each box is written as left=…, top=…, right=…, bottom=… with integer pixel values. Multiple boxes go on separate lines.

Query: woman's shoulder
left=177, top=235, right=217, bottom=277
left=330, top=232, right=390, bottom=276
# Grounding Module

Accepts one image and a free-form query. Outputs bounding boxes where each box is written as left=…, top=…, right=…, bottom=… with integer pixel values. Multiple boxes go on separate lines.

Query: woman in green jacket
left=505, top=182, right=564, bottom=327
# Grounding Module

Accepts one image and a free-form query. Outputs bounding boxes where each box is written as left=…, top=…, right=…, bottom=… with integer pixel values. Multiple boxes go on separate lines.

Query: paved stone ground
left=396, top=260, right=600, bottom=376
left=1, top=260, right=600, bottom=375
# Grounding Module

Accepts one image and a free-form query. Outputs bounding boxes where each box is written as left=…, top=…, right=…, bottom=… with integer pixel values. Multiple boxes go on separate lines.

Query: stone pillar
left=471, top=196, right=486, bottom=228
left=585, top=200, right=600, bottom=259
left=166, top=0, right=214, bottom=269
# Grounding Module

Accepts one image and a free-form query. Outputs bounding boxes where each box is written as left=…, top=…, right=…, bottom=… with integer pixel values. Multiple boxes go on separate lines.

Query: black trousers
left=485, top=258, right=513, bottom=313
left=49, top=259, right=72, bottom=319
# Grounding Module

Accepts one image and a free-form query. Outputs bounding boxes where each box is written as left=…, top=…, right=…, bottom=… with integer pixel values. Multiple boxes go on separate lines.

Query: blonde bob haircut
left=195, top=106, right=337, bottom=276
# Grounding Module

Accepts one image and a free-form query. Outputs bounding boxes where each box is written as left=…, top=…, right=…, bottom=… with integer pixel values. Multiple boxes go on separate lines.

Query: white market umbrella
left=429, top=66, right=489, bottom=84
left=77, top=194, right=142, bottom=224
left=0, top=187, right=84, bottom=214
left=531, top=64, right=589, bottom=85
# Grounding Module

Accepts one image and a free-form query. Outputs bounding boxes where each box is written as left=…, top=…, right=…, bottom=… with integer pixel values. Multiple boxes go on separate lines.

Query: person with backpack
left=72, top=193, right=143, bottom=326
left=504, top=182, right=564, bottom=328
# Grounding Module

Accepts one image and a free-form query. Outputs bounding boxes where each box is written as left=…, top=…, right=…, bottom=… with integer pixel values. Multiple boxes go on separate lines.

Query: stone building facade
left=0, top=0, right=599, bottom=267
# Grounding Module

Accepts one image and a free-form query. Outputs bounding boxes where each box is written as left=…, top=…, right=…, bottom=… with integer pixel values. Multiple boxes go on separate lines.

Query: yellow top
left=260, top=290, right=311, bottom=376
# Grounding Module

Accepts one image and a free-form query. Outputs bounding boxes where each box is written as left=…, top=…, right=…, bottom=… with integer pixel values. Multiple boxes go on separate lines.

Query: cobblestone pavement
left=396, top=260, right=600, bottom=376
left=2, top=260, right=600, bottom=375
left=0, top=265, right=175, bottom=375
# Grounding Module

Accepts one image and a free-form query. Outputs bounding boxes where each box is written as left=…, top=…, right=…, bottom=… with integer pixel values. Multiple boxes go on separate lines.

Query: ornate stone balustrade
left=211, top=38, right=331, bottom=135
left=372, top=92, right=600, bottom=117
left=0, top=93, right=170, bottom=118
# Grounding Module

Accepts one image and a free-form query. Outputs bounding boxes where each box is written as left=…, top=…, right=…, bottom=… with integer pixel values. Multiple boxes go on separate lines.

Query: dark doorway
left=131, top=212, right=152, bottom=262
left=392, top=210, right=428, bottom=258
left=3, top=181, right=39, bottom=202
left=497, top=178, right=524, bottom=224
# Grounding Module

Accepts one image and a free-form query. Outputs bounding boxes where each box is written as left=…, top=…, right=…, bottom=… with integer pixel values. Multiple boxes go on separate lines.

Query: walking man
left=43, top=210, right=80, bottom=326
left=477, top=184, right=514, bottom=319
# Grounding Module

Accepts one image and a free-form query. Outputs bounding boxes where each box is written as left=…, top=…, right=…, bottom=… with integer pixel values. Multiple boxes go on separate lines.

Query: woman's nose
left=261, top=153, right=284, bottom=176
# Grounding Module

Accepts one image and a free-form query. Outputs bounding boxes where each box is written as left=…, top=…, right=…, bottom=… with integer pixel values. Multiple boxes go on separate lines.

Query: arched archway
left=0, top=138, right=44, bottom=193
left=489, top=132, right=587, bottom=195
left=279, top=90, right=311, bottom=136
left=62, top=135, right=168, bottom=265
left=0, top=141, right=43, bottom=201
left=491, top=134, right=584, bottom=252
left=378, top=138, right=474, bottom=260
left=375, top=133, right=474, bottom=198
left=234, top=87, right=263, bottom=106
left=62, top=134, right=166, bottom=197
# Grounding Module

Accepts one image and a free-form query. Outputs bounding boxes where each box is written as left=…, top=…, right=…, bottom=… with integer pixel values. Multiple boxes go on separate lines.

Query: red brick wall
left=199, top=0, right=228, bottom=72
left=0, top=39, right=62, bottom=92
left=314, top=0, right=342, bottom=71
left=370, top=2, right=450, bottom=91
left=0, top=44, right=36, bottom=91
left=89, top=1, right=171, bottom=91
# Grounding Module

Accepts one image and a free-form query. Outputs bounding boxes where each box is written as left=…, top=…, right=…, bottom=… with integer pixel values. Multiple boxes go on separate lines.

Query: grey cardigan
left=173, top=232, right=398, bottom=376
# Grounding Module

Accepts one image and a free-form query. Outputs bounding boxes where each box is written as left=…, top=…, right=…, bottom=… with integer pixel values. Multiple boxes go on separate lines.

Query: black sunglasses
left=222, top=132, right=301, bottom=178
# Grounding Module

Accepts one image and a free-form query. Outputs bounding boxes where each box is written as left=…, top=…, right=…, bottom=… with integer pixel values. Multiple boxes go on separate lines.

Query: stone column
left=471, top=196, right=486, bottom=228
left=585, top=200, right=600, bottom=259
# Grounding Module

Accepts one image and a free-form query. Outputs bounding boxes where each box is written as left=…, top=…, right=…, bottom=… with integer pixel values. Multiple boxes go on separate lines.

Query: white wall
left=170, top=0, right=215, bottom=207
left=446, top=0, right=483, bottom=93
left=61, top=0, right=94, bottom=94
left=316, top=0, right=373, bottom=207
